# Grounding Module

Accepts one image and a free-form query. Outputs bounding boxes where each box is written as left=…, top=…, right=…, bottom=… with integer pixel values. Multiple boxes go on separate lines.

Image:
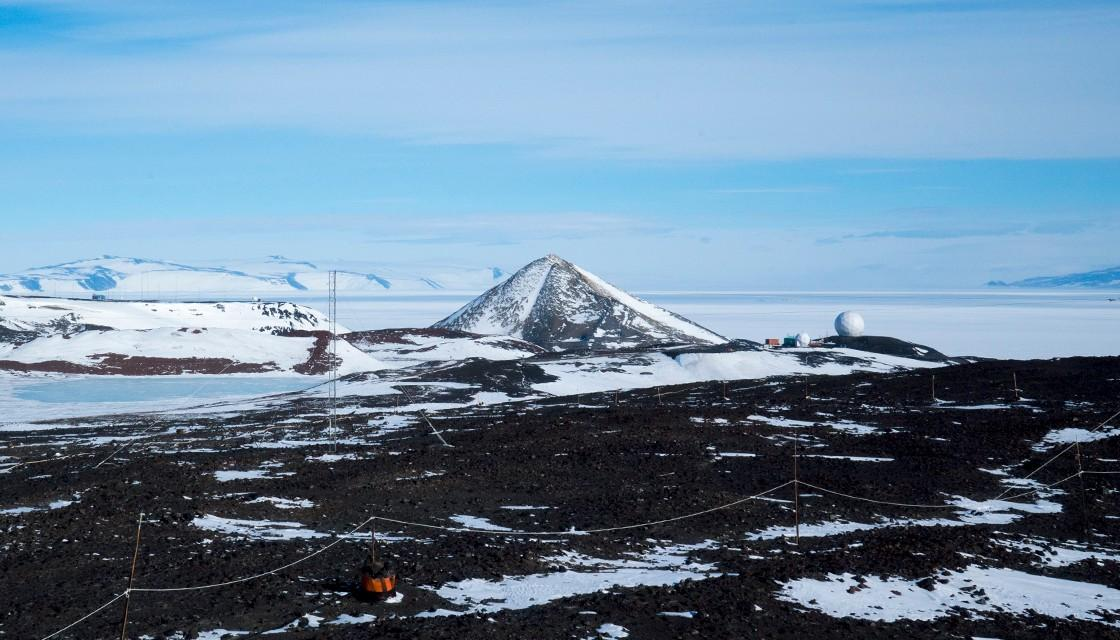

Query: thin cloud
left=711, top=187, right=831, bottom=194
left=1, top=1, right=1117, bottom=158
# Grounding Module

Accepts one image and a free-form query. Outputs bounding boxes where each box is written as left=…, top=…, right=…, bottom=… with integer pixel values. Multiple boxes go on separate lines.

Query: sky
left=1, top=0, right=1118, bottom=290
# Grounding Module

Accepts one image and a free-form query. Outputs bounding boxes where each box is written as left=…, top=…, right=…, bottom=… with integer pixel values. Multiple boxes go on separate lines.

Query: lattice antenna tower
left=329, top=270, right=338, bottom=451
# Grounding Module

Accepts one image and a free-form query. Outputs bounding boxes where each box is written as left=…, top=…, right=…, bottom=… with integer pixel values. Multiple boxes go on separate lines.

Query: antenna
left=329, top=270, right=338, bottom=452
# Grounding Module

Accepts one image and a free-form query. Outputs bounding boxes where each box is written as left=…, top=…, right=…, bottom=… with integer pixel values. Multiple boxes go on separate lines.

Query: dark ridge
left=822, top=335, right=953, bottom=362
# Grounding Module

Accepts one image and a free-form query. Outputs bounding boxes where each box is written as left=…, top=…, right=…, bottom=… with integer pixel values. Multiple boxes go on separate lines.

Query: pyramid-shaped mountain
left=433, top=255, right=727, bottom=351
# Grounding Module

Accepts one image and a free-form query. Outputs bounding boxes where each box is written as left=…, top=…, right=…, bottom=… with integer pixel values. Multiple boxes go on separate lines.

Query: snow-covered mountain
left=987, top=265, right=1120, bottom=288
left=433, top=254, right=728, bottom=351
left=0, top=255, right=507, bottom=297
left=0, top=296, right=332, bottom=336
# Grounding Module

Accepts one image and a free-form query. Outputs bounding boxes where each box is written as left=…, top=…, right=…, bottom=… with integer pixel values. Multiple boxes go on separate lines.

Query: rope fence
left=22, top=377, right=1120, bottom=638
left=36, top=467, right=1119, bottom=639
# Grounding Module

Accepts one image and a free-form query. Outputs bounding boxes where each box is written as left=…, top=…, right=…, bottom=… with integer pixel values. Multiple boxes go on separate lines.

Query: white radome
left=795, top=332, right=812, bottom=348
left=835, top=311, right=865, bottom=337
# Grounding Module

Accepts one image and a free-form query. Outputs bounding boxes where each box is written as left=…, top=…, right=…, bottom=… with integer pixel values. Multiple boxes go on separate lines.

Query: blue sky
left=1, top=0, right=1118, bottom=289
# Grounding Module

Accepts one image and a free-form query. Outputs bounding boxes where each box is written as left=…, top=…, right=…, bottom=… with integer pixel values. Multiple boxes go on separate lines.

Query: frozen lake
left=14, top=375, right=322, bottom=404
left=0, top=375, right=325, bottom=426
left=297, top=290, right=1120, bottom=360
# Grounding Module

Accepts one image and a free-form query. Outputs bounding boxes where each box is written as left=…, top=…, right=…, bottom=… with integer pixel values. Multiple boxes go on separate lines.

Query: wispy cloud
left=711, top=187, right=830, bottom=194
left=1, top=1, right=1117, bottom=159
left=818, top=218, right=1109, bottom=244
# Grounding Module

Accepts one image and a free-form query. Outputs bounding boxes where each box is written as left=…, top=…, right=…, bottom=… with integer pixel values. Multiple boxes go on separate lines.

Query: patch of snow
left=777, top=566, right=1120, bottom=624
left=589, top=623, right=630, bottom=639
left=194, top=630, right=249, bottom=639
left=213, top=469, right=294, bottom=482
left=424, top=541, right=717, bottom=615
left=1035, top=426, right=1120, bottom=451
left=801, top=454, right=894, bottom=463
left=994, top=537, right=1120, bottom=567
left=192, top=514, right=327, bottom=540
left=449, top=515, right=513, bottom=532
left=247, top=496, right=313, bottom=509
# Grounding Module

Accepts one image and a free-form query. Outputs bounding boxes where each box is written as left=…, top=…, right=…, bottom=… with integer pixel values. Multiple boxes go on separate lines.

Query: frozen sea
left=299, top=290, right=1119, bottom=360
left=1, top=290, right=1115, bottom=425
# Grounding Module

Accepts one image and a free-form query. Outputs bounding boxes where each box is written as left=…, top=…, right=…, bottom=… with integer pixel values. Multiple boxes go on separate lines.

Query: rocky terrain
left=1, top=355, right=1118, bottom=639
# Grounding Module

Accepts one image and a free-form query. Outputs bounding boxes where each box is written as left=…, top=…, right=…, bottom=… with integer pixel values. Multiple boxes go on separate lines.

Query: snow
left=194, top=629, right=249, bottom=639
left=332, top=290, right=1120, bottom=359
left=676, top=349, right=939, bottom=381
left=349, top=332, right=539, bottom=367
left=0, top=493, right=79, bottom=516
left=264, top=613, right=323, bottom=634
left=425, top=542, right=718, bottom=615
left=747, top=415, right=817, bottom=428
left=329, top=613, right=378, bottom=625
left=0, top=255, right=505, bottom=297
left=192, top=514, right=327, bottom=540
left=534, top=349, right=940, bottom=398
left=0, top=296, right=385, bottom=374
left=802, top=454, right=894, bottom=463
left=435, top=255, right=726, bottom=349
left=590, top=623, right=629, bottom=639
left=0, top=296, right=333, bottom=333
left=437, top=256, right=554, bottom=336
left=634, top=290, right=1120, bottom=360
left=214, top=469, right=294, bottom=482
left=1036, top=426, right=1120, bottom=449
left=308, top=453, right=360, bottom=462
left=449, top=515, right=513, bottom=532
left=0, top=327, right=310, bottom=365
left=777, top=566, right=1120, bottom=624
left=745, top=492, right=1065, bottom=540
left=994, top=537, right=1120, bottom=567
left=746, top=520, right=890, bottom=541
left=2, top=327, right=381, bottom=375
left=571, top=262, right=725, bottom=345
left=938, top=404, right=1015, bottom=411
left=247, top=496, right=314, bottom=509
left=9, top=287, right=1118, bottom=360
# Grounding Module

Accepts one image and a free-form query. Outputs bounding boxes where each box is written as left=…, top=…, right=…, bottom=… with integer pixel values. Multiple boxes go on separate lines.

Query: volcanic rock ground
left=2, top=357, right=1119, bottom=639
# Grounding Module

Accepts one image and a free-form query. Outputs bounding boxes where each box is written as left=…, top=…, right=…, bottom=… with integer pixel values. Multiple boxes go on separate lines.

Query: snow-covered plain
left=299, top=290, right=1120, bottom=359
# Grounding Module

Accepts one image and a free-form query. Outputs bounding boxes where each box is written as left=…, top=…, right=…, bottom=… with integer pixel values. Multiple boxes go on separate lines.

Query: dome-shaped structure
left=795, top=332, right=811, bottom=347
left=835, top=311, right=865, bottom=337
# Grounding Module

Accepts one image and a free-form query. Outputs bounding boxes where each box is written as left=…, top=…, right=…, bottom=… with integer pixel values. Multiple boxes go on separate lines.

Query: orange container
left=360, top=574, right=397, bottom=596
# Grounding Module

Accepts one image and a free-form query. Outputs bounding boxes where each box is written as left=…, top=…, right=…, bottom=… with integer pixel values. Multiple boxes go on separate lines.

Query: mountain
left=987, top=265, right=1120, bottom=288
left=432, top=254, right=727, bottom=351
left=0, top=296, right=332, bottom=336
left=0, top=295, right=383, bottom=375
left=0, top=255, right=507, bottom=297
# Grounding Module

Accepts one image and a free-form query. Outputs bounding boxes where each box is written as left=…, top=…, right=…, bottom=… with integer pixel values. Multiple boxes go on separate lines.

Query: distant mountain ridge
left=988, top=265, right=1120, bottom=288
left=434, top=254, right=727, bottom=351
left=0, top=255, right=507, bottom=296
